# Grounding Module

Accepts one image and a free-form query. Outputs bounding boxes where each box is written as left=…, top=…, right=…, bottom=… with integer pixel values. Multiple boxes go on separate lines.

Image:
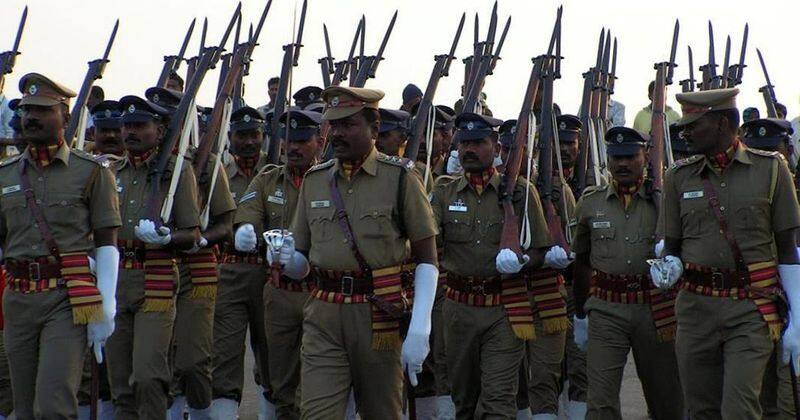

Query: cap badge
left=466, top=121, right=474, bottom=130
left=201, top=114, right=208, bottom=122
left=28, top=84, right=37, bottom=95
left=511, top=126, right=516, bottom=134
left=153, top=94, right=160, bottom=103
left=559, top=121, right=566, bottom=130
left=104, top=109, right=112, bottom=118
left=128, top=104, right=136, bottom=114
left=758, top=127, right=767, bottom=137
left=330, top=96, right=340, bottom=107
left=243, top=114, right=252, bottom=123
left=309, top=93, right=316, bottom=100
left=290, top=119, right=298, bottom=129
left=616, top=133, right=624, bottom=143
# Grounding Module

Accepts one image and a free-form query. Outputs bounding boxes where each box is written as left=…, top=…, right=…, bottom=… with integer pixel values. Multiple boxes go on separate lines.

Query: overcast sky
left=1, top=0, right=796, bottom=123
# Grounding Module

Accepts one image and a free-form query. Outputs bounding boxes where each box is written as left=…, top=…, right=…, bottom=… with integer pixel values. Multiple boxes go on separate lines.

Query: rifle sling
left=18, top=159, right=61, bottom=260
left=699, top=171, right=749, bottom=280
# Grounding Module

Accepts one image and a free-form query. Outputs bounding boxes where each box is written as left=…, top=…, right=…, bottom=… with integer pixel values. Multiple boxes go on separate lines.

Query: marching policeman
left=376, top=108, right=410, bottom=157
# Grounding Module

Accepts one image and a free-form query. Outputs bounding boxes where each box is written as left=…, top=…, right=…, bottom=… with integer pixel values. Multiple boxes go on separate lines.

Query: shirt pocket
left=0, top=193, right=27, bottom=226
left=485, top=214, right=504, bottom=246
left=308, top=206, right=337, bottom=243
left=733, top=197, right=770, bottom=238
left=443, top=214, right=473, bottom=243
left=679, top=194, right=708, bottom=238
left=358, top=205, right=395, bottom=240
left=46, top=192, right=89, bottom=234
left=590, top=226, right=617, bottom=260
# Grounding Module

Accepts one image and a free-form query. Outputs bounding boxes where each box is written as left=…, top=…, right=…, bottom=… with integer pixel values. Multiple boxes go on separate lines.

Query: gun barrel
left=11, top=6, right=28, bottom=55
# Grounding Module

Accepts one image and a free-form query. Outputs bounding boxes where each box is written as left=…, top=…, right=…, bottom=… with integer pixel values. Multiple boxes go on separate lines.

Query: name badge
left=448, top=199, right=468, bottom=213
left=115, top=178, right=123, bottom=193
left=311, top=200, right=330, bottom=209
left=592, top=221, right=611, bottom=229
left=682, top=190, right=704, bottom=199
left=1, top=185, right=20, bottom=195
left=267, top=195, right=285, bottom=205
left=231, top=192, right=237, bottom=200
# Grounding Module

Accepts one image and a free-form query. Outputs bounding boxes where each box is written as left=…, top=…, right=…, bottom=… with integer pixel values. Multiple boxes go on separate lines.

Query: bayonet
left=555, top=7, right=563, bottom=78
left=199, top=18, right=208, bottom=55
left=346, top=19, right=363, bottom=84
left=292, top=0, right=308, bottom=66
left=708, top=21, right=718, bottom=87
left=667, top=19, right=679, bottom=84
left=736, top=23, right=748, bottom=84
left=1, top=5, right=28, bottom=76
left=369, top=10, right=398, bottom=78
left=721, top=35, right=731, bottom=87
left=156, top=18, right=196, bottom=87
left=177, top=18, right=196, bottom=64
left=233, top=13, right=242, bottom=50
left=359, top=15, right=366, bottom=74
left=442, top=12, right=465, bottom=76
left=489, top=16, right=511, bottom=73
left=608, top=36, right=617, bottom=93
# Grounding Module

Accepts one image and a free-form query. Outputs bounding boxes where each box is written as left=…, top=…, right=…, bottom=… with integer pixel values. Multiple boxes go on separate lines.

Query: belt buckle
left=341, top=276, right=354, bottom=296
left=711, top=271, right=725, bottom=290
left=470, top=280, right=485, bottom=295
left=28, top=262, right=41, bottom=281
left=626, top=280, right=641, bottom=292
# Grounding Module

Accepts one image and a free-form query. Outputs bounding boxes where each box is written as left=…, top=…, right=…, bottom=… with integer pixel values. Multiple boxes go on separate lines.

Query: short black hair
left=168, top=72, right=184, bottom=90
left=90, top=86, right=104, bottom=101
left=268, top=77, right=280, bottom=87
left=776, top=103, right=788, bottom=118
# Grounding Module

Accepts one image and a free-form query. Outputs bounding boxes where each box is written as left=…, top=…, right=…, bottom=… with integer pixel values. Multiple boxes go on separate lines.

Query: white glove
left=263, top=230, right=310, bottom=280
left=779, top=264, right=800, bottom=372
left=573, top=315, right=588, bottom=352
left=402, top=263, right=438, bottom=387
left=446, top=150, right=462, bottom=175
left=655, top=239, right=665, bottom=258
left=235, top=224, right=258, bottom=252
left=495, top=248, right=530, bottom=274
left=87, top=246, right=119, bottom=364
left=544, top=246, right=573, bottom=269
left=186, top=236, right=208, bottom=254
left=649, top=255, right=683, bottom=289
left=134, top=219, right=172, bottom=245
left=492, top=154, right=503, bottom=168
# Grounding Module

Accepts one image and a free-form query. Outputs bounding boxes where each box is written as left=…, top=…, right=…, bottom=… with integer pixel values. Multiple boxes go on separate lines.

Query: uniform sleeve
left=661, top=169, right=682, bottom=239
left=525, top=185, right=554, bottom=249
left=172, top=163, right=201, bottom=230
left=88, top=165, right=122, bottom=230
left=771, top=157, right=800, bottom=233
left=571, top=196, right=590, bottom=254
left=234, top=173, right=267, bottom=235
left=289, top=181, right=311, bottom=252
left=632, top=109, right=649, bottom=133
left=209, top=164, right=236, bottom=218
left=401, top=168, right=438, bottom=242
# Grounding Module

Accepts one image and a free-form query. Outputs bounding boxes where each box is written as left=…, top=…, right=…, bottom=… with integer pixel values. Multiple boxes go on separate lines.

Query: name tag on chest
left=682, top=190, right=704, bottom=199
left=2, top=185, right=20, bottom=195
left=448, top=199, right=468, bottom=213
left=311, top=200, right=330, bottom=209
left=592, top=221, right=611, bottom=229
left=267, top=195, right=285, bottom=205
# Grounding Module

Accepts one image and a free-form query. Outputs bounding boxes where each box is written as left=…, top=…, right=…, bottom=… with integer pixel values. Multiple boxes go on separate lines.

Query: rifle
left=144, top=3, right=241, bottom=225
left=721, top=35, right=731, bottom=88
left=186, top=18, right=208, bottom=87
left=589, top=29, right=607, bottom=183
left=217, top=13, right=241, bottom=99
left=0, top=6, right=27, bottom=85
left=319, top=24, right=335, bottom=88
left=156, top=18, right=195, bottom=88
left=403, top=13, right=465, bottom=163
left=498, top=7, right=560, bottom=259
left=679, top=46, right=695, bottom=93
left=353, top=10, right=398, bottom=87
left=757, top=48, right=779, bottom=118
left=733, top=24, right=748, bottom=86
left=266, top=0, right=307, bottom=164
left=462, top=1, right=503, bottom=114
left=597, top=30, right=612, bottom=129
left=573, top=28, right=605, bottom=196
left=707, top=21, right=720, bottom=89
left=648, top=19, right=680, bottom=215
left=65, top=20, right=119, bottom=147
left=461, top=13, right=480, bottom=96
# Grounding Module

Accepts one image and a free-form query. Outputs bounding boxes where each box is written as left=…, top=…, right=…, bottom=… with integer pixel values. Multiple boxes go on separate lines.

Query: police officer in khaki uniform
left=376, top=108, right=410, bottom=158
left=275, top=86, right=439, bottom=419
left=652, top=88, right=800, bottom=419
left=209, top=106, right=274, bottom=418
left=572, top=126, right=683, bottom=420
left=740, top=118, right=798, bottom=420
left=430, top=112, right=552, bottom=419
left=105, top=95, right=201, bottom=420
left=0, top=73, right=121, bottom=418
left=234, top=109, right=323, bottom=419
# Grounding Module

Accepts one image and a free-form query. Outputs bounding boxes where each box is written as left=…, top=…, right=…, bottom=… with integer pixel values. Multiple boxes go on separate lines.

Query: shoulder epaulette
left=71, top=149, right=103, bottom=166
left=747, top=148, right=781, bottom=159
left=307, top=159, right=335, bottom=173
left=581, top=184, right=607, bottom=197
left=672, top=154, right=703, bottom=169
left=0, top=154, right=22, bottom=167
left=256, top=163, right=281, bottom=175
left=376, top=153, right=415, bottom=170
left=434, top=174, right=457, bottom=186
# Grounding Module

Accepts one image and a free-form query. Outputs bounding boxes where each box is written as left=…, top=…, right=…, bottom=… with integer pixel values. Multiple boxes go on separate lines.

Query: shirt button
left=127, top=219, right=133, bottom=224
left=476, top=240, right=481, bottom=244
left=477, top=200, right=481, bottom=204
left=133, top=180, right=138, bottom=185
left=60, top=200, right=67, bottom=205
left=625, top=236, right=629, bottom=241
left=476, top=220, right=481, bottom=224
left=347, top=189, right=353, bottom=194
left=35, top=199, right=42, bottom=204
left=130, top=200, right=135, bottom=204
left=625, top=214, right=630, bottom=219
left=31, top=245, right=37, bottom=250
left=626, top=260, right=631, bottom=265
left=342, top=239, right=347, bottom=243
left=37, top=177, right=43, bottom=182
left=720, top=206, right=725, bottom=211
left=720, top=182, right=726, bottom=188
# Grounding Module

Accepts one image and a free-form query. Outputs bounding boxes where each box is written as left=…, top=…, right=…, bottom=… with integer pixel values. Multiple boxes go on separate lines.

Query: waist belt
left=221, top=252, right=264, bottom=265
left=313, top=268, right=374, bottom=296
left=446, top=274, right=503, bottom=295
left=592, top=271, right=653, bottom=293
left=272, top=274, right=312, bottom=292
left=683, top=267, right=749, bottom=290
left=5, top=258, right=63, bottom=282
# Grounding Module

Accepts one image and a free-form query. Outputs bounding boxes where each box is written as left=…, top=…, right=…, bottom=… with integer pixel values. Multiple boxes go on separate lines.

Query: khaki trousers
left=443, top=299, right=525, bottom=420
left=585, top=297, right=683, bottom=420
left=760, top=341, right=797, bottom=420
left=211, top=262, right=269, bottom=403
left=525, top=314, right=566, bottom=415
left=413, top=287, right=447, bottom=399
left=170, top=262, right=216, bottom=409
left=300, top=298, right=402, bottom=420
left=675, top=291, right=775, bottom=420
left=77, top=349, right=111, bottom=404
left=264, top=283, right=308, bottom=419
left=564, top=283, right=587, bottom=402
left=0, top=331, right=13, bottom=416
left=3, top=288, right=86, bottom=419
left=106, top=269, right=176, bottom=420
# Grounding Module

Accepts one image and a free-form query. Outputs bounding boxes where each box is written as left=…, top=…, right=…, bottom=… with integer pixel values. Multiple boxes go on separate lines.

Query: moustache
left=24, top=121, right=42, bottom=130
left=462, top=153, right=479, bottom=161
left=125, top=135, right=140, bottom=143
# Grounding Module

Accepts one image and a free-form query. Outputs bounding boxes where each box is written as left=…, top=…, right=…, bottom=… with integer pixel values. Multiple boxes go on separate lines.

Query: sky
left=1, top=0, right=797, bottom=124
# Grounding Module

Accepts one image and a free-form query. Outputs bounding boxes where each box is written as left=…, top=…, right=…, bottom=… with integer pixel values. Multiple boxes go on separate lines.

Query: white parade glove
left=134, top=219, right=172, bottom=245
left=649, top=255, right=683, bottom=289
left=446, top=150, right=462, bottom=175
left=495, top=248, right=530, bottom=274
left=544, top=246, right=573, bottom=269
left=654, top=239, right=665, bottom=258
left=87, top=246, right=119, bottom=364
left=88, top=256, right=96, bottom=275
left=573, top=315, right=588, bottom=352
left=186, top=236, right=208, bottom=254
left=779, top=264, right=800, bottom=372
left=492, top=154, right=503, bottom=168
left=263, top=230, right=310, bottom=280
left=235, top=224, right=258, bottom=252
left=402, top=263, right=438, bottom=387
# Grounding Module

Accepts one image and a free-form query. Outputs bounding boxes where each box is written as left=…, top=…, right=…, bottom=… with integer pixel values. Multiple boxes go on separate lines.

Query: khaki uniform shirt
left=551, top=176, right=577, bottom=232
left=0, top=145, right=121, bottom=260
left=115, top=154, right=200, bottom=241
left=430, top=172, right=553, bottom=278
left=225, top=158, right=268, bottom=204
left=572, top=185, right=657, bottom=275
left=291, top=148, right=438, bottom=271
left=197, top=153, right=236, bottom=220
left=661, top=146, right=800, bottom=269
left=235, top=165, right=301, bottom=236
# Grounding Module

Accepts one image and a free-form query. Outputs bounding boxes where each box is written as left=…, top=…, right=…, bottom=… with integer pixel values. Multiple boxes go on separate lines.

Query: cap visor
left=121, top=113, right=157, bottom=124
left=675, top=112, right=704, bottom=127
left=230, top=121, right=264, bottom=132
left=322, top=106, right=361, bottom=121
left=93, top=120, right=122, bottom=130
left=743, top=138, right=783, bottom=149
left=456, top=129, right=495, bottom=142
left=606, top=143, right=645, bottom=156
left=287, top=128, right=317, bottom=142
left=19, top=96, right=63, bottom=107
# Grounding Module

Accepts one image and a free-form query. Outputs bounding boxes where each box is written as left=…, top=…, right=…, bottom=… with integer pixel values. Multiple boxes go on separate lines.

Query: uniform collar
left=695, top=140, right=752, bottom=174
left=335, top=146, right=378, bottom=178
left=456, top=168, right=502, bottom=193
left=605, top=180, right=648, bottom=201
left=23, top=140, right=70, bottom=167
